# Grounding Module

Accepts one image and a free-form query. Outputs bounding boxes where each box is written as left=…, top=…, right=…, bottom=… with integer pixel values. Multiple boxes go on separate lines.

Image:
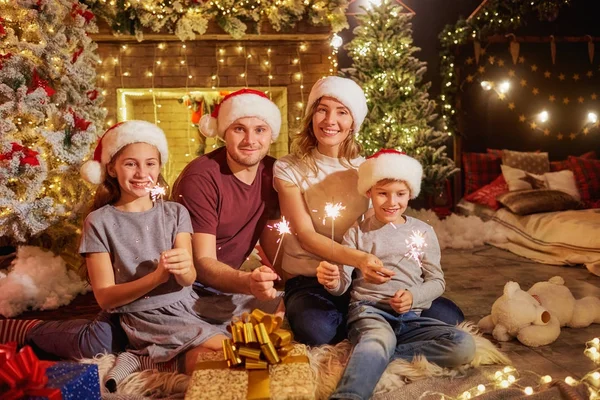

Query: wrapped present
left=186, top=310, right=315, bottom=400
left=0, top=343, right=100, bottom=400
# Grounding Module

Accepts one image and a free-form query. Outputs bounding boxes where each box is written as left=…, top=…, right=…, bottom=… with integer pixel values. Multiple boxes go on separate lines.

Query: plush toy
left=479, top=276, right=600, bottom=347
left=477, top=281, right=561, bottom=347
left=528, top=276, right=600, bottom=328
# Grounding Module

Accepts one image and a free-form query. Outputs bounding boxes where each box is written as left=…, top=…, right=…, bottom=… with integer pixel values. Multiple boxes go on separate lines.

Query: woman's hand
left=357, top=253, right=395, bottom=284
left=390, top=289, right=413, bottom=313
left=316, top=261, right=340, bottom=290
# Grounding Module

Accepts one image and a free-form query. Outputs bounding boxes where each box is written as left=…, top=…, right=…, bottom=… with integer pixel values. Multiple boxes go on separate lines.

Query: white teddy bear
left=478, top=276, right=600, bottom=347
left=528, top=276, right=600, bottom=328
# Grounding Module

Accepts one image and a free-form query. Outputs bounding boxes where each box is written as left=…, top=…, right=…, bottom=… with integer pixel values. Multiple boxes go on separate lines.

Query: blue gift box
left=28, top=362, right=101, bottom=400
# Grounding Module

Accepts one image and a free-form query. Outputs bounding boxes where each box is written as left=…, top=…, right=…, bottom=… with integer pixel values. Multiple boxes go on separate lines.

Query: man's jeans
left=331, top=302, right=476, bottom=400
left=284, top=275, right=465, bottom=346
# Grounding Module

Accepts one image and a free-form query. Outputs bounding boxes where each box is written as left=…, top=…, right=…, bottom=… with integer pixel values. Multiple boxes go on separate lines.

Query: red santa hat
left=80, top=120, right=169, bottom=185
left=198, top=88, right=281, bottom=141
left=305, top=76, right=368, bottom=133
left=357, top=149, right=423, bottom=199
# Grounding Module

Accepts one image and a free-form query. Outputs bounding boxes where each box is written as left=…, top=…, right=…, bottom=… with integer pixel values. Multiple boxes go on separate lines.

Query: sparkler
left=271, top=216, right=291, bottom=266
left=146, top=177, right=166, bottom=201
left=324, top=202, right=345, bottom=258
left=146, top=176, right=168, bottom=251
left=396, top=230, right=427, bottom=269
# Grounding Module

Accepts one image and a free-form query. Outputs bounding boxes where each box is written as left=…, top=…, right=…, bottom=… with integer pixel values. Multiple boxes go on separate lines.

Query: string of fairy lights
left=460, top=51, right=600, bottom=140
left=96, top=39, right=340, bottom=131
left=419, top=337, right=600, bottom=399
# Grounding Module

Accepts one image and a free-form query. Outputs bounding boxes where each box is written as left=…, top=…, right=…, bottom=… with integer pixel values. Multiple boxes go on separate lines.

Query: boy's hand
left=249, top=266, right=279, bottom=301
left=390, top=289, right=413, bottom=313
left=316, top=261, right=340, bottom=290
left=161, top=248, right=193, bottom=275
left=358, top=253, right=395, bottom=284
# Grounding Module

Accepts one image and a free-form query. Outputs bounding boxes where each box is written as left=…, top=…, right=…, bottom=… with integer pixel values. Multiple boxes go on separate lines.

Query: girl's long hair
left=290, top=97, right=362, bottom=175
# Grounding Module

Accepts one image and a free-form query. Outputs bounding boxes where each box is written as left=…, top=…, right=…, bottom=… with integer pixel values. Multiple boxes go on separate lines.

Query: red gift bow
left=0, top=143, right=41, bottom=167
left=0, top=343, right=61, bottom=400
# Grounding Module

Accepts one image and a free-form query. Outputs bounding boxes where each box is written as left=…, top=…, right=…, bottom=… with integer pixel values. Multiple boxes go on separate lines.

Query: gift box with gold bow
left=185, top=309, right=315, bottom=400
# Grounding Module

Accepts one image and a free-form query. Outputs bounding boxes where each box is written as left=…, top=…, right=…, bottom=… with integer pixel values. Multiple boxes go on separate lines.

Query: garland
left=82, top=0, right=349, bottom=40
left=438, top=0, right=571, bottom=137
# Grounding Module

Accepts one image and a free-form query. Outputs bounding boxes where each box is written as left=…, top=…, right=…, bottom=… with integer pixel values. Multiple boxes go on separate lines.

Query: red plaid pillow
left=462, top=152, right=502, bottom=194
left=568, top=156, right=600, bottom=202
left=464, top=174, right=509, bottom=210
left=550, top=151, right=597, bottom=172
left=486, top=148, right=503, bottom=158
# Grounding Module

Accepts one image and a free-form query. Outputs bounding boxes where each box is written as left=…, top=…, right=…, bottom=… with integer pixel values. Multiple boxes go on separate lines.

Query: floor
left=442, top=245, right=600, bottom=382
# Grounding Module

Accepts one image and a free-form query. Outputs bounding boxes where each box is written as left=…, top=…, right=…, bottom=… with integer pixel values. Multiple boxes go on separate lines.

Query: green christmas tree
left=0, top=1, right=105, bottom=263
left=345, top=0, right=458, bottom=195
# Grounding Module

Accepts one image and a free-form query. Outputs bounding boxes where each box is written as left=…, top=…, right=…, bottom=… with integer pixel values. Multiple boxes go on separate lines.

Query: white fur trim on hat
left=80, top=120, right=168, bottom=185
left=357, top=149, right=423, bottom=199
left=198, top=89, right=281, bottom=141
left=305, top=76, right=368, bottom=133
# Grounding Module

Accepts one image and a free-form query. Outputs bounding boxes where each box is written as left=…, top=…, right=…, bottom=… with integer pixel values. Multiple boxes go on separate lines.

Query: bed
left=454, top=148, right=600, bottom=276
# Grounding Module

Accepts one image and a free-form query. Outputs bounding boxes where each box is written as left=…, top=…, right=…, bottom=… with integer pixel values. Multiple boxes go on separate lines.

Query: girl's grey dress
left=79, top=202, right=229, bottom=363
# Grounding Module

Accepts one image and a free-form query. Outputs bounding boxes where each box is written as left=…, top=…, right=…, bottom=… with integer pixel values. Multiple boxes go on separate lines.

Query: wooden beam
left=467, top=0, right=489, bottom=22
left=485, top=34, right=600, bottom=43
left=90, top=33, right=331, bottom=42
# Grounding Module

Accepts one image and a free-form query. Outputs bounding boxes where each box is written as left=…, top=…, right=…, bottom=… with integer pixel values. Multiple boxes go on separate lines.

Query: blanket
left=81, top=322, right=509, bottom=399
left=488, top=208, right=600, bottom=276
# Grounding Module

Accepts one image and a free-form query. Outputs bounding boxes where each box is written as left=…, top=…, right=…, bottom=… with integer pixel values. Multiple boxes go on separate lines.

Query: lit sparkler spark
left=324, top=202, right=345, bottom=257
left=324, top=202, right=345, bottom=221
left=272, top=216, right=291, bottom=265
left=145, top=176, right=166, bottom=202
left=404, top=231, right=427, bottom=268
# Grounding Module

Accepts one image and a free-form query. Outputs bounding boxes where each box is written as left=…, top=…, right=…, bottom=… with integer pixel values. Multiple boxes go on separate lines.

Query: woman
left=273, top=76, right=463, bottom=345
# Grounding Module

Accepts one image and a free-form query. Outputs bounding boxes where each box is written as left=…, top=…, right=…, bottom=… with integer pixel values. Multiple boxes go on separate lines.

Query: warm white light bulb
left=330, top=34, right=343, bottom=49
left=538, top=110, right=549, bottom=122
left=524, top=387, right=534, bottom=395
left=368, top=0, right=382, bottom=7
left=588, top=112, right=598, bottom=124
left=481, top=81, right=492, bottom=91
left=498, top=81, right=511, bottom=93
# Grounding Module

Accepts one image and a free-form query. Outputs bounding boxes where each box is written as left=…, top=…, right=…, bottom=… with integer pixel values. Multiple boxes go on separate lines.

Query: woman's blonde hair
left=290, top=97, right=362, bottom=175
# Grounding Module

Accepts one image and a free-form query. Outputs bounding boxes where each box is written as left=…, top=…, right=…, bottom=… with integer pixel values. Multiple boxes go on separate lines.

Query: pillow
left=550, top=151, right=597, bottom=172
left=486, top=148, right=504, bottom=158
left=497, top=190, right=581, bottom=215
left=568, top=156, right=600, bottom=202
left=464, top=174, right=509, bottom=210
left=462, top=152, right=502, bottom=194
left=501, top=164, right=581, bottom=200
left=502, top=149, right=550, bottom=174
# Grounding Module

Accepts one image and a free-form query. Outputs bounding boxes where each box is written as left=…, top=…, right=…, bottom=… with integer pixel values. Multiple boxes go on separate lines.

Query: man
left=0, top=89, right=284, bottom=360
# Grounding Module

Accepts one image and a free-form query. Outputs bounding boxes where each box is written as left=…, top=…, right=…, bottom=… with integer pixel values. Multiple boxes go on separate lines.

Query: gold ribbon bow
left=194, top=309, right=307, bottom=400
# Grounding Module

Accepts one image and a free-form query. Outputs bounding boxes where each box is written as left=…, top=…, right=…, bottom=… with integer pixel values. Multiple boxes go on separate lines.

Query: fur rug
left=81, top=322, right=510, bottom=399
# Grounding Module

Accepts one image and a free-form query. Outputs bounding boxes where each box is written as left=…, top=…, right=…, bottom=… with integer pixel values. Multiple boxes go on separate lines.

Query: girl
left=273, top=76, right=464, bottom=346
left=79, top=120, right=228, bottom=375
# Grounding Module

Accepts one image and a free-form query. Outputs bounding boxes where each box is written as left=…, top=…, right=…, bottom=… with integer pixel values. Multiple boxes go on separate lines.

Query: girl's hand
left=316, top=261, right=340, bottom=290
left=161, top=248, right=193, bottom=276
left=390, top=289, right=413, bottom=314
left=155, top=256, right=171, bottom=284
left=358, top=253, right=395, bottom=284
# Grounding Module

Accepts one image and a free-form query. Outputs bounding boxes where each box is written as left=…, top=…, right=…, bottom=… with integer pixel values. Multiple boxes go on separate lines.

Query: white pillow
left=501, top=164, right=580, bottom=201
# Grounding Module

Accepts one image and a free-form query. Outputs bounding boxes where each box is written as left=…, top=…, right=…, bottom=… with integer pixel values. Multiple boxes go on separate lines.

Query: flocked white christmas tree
left=0, top=0, right=105, bottom=261
left=345, top=0, right=458, bottom=195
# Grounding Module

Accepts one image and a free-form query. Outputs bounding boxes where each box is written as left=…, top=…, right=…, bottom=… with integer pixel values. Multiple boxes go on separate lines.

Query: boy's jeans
left=331, top=301, right=476, bottom=400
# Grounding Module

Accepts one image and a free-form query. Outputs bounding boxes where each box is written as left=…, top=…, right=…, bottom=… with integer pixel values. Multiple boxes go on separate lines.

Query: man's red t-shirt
left=171, top=147, right=279, bottom=269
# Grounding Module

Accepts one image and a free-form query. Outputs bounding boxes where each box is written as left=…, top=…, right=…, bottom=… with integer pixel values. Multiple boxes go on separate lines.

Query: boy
left=316, top=149, right=475, bottom=400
